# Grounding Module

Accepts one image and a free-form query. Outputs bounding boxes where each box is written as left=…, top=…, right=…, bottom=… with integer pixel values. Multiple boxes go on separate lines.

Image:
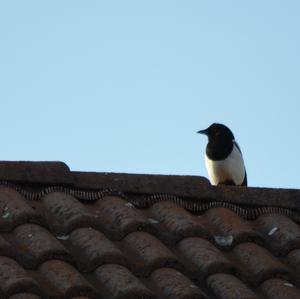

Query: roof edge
left=0, top=161, right=73, bottom=185
left=72, top=171, right=211, bottom=194
left=0, top=161, right=299, bottom=210
left=72, top=171, right=300, bottom=209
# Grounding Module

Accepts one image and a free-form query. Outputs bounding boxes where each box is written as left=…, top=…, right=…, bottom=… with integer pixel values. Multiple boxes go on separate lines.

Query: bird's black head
left=197, top=123, right=235, bottom=142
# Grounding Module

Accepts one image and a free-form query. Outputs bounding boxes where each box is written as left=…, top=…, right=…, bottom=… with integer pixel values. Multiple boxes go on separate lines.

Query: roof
left=1, top=161, right=300, bottom=299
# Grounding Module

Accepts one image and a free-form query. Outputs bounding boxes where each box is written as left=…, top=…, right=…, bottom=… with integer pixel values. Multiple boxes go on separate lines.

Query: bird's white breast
left=205, top=143, right=245, bottom=185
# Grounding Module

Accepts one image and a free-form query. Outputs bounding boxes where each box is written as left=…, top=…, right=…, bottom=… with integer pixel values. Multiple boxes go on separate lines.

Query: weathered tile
left=177, top=237, right=233, bottom=278
left=260, top=278, right=300, bottom=299
left=207, top=273, right=258, bottom=299
left=93, top=196, right=150, bottom=240
left=256, top=214, right=300, bottom=256
left=148, top=201, right=210, bottom=244
left=205, top=208, right=260, bottom=248
left=10, top=224, right=70, bottom=268
left=0, top=256, right=39, bottom=297
left=0, top=187, right=41, bottom=232
left=95, top=264, right=153, bottom=299
left=151, top=268, right=207, bottom=299
left=122, top=231, right=177, bottom=275
left=41, top=192, right=92, bottom=234
left=38, top=260, right=94, bottom=298
left=69, top=227, right=126, bottom=272
left=233, top=242, right=288, bottom=286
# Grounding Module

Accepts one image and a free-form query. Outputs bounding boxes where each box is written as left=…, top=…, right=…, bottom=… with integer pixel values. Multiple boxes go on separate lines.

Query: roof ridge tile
left=0, top=161, right=72, bottom=185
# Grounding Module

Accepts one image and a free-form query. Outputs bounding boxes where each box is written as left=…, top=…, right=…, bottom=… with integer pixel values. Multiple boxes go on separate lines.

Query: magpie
left=197, top=123, right=247, bottom=186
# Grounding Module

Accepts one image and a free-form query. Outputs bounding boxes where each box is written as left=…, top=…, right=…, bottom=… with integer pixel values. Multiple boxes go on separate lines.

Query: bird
left=197, top=123, right=247, bottom=186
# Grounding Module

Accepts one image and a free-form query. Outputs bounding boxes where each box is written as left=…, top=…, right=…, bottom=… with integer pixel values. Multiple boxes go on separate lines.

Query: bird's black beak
left=197, top=129, right=208, bottom=135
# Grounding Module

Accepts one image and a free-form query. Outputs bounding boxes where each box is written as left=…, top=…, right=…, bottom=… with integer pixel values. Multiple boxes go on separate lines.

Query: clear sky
left=0, top=1, right=299, bottom=189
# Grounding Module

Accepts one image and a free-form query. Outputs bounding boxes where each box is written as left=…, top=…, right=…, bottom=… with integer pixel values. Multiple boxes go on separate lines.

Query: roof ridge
left=1, top=161, right=300, bottom=211
left=0, top=161, right=72, bottom=184
left=1, top=181, right=300, bottom=223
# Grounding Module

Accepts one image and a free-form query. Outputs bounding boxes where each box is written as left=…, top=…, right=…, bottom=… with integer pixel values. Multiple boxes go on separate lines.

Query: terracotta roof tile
left=205, top=207, right=260, bottom=248
left=68, top=227, right=126, bottom=272
left=93, top=196, right=150, bottom=240
left=94, top=264, right=153, bottom=299
left=38, top=260, right=94, bottom=298
left=0, top=256, right=39, bottom=297
left=1, top=161, right=300, bottom=298
left=42, top=192, right=93, bottom=235
left=233, top=242, right=288, bottom=286
left=177, top=237, right=233, bottom=278
left=207, top=273, right=258, bottom=299
left=122, top=231, right=178, bottom=276
left=148, top=201, right=210, bottom=244
left=151, top=267, right=207, bottom=299
left=0, top=187, right=41, bottom=232
left=260, top=278, right=300, bottom=299
left=9, top=223, right=71, bottom=269
left=0, top=234, right=13, bottom=257
left=287, top=248, right=300, bottom=271
left=256, top=214, right=300, bottom=256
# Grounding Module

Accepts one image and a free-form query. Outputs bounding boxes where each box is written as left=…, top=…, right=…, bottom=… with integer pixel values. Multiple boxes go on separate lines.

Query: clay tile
left=0, top=234, right=14, bottom=257
left=177, top=237, right=233, bottom=278
left=260, top=278, right=300, bottom=299
left=0, top=161, right=72, bottom=184
left=69, top=227, right=126, bottom=272
left=0, top=257, right=39, bottom=297
left=10, top=223, right=71, bottom=268
left=95, top=264, right=153, bottom=299
left=148, top=201, right=210, bottom=244
left=151, top=268, right=207, bottom=299
left=207, top=273, right=258, bottom=299
left=41, top=192, right=92, bottom=235
left=256, top=214, right=300, bottom=256
left=72, top=171, right=209, bottom=197
left=286, top=249, right=300, bottom=271
left=122, top=231, right=177, bottom=276
left=8, top=294, right=41, bottom=299
left=94, top=196, right=149, bottom=240
left=233, top=243, right=288, bottom=286
left=38, top=260, right=94, bottom=298
left=0, top=187, right=41, bottom=232
left=205, top=208, right=260, bottom=248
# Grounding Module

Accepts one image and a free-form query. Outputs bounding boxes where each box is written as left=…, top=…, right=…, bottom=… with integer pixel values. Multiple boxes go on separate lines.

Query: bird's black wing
left=233, top=140, right=247, bottom=187
left=233, top=140, right=242, bottom=153
left=242, top=171, right=247, bottom=186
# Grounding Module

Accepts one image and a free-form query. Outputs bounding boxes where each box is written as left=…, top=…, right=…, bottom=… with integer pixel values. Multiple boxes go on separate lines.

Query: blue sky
left=0, top=1, right=300, bottom=189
